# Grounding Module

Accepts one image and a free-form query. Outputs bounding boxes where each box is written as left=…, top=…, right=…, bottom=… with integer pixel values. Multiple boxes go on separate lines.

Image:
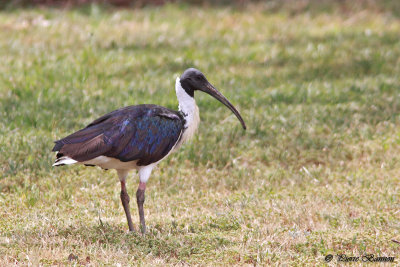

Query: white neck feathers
left=175, top=77, right=200, bottom=144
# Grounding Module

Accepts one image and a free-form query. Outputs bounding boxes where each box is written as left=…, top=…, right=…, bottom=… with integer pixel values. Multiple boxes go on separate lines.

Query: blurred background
left=2, top=0, right=400, bottom=12
left=1, top=0, right=400, bottom=265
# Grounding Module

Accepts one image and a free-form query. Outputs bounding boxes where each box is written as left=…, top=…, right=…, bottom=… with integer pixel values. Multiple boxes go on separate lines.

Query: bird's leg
left=136, top=182, right=146, bottom=234
left=120, top=180, right=135, bottom=232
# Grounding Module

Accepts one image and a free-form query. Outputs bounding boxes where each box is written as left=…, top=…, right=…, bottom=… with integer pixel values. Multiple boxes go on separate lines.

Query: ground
left=1, top=2, right=400, bottom=265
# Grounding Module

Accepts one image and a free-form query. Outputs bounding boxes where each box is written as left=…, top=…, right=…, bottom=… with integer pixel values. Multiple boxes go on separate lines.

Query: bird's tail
left=53, top=154, right=77, bottom=166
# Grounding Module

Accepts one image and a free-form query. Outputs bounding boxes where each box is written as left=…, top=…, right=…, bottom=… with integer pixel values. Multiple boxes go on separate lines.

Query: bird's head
left=179, top=68, right=246, bottom=130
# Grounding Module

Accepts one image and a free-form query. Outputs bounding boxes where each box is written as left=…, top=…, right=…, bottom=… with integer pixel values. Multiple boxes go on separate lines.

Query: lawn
left=1, top=2, right=400, bottom=265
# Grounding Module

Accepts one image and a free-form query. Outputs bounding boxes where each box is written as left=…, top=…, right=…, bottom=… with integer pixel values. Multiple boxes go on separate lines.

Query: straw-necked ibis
left=52, top=68, right=246, bottom=234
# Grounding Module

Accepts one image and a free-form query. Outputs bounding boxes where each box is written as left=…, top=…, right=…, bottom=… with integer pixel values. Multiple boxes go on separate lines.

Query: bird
left=52, top=68, right=246, bottom=234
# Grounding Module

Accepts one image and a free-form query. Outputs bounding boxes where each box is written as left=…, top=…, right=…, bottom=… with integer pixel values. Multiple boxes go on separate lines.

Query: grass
left=1, top=2, right=400, bottom=265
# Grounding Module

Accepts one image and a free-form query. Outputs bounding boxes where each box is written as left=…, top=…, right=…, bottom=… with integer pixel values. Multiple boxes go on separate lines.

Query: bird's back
left=53, top=104, right=184, bottom=168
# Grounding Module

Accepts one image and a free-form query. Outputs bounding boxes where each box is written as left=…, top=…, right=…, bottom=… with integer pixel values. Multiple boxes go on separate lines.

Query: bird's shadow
left=56, top=222, right=146, bottom=243
left=12, top=217, right=236, bottom=263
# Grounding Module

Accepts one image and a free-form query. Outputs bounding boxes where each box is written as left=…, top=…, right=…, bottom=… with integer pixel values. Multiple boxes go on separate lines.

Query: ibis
left=52, top=68, right=246, bottom=234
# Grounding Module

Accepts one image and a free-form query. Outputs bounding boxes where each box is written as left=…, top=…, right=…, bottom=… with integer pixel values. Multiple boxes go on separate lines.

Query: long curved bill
left=201, top=82, right=247, bottom=130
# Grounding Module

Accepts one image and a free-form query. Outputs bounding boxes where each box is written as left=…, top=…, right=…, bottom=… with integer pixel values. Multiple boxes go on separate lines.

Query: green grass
left=1, top=3, right=400, bottom=265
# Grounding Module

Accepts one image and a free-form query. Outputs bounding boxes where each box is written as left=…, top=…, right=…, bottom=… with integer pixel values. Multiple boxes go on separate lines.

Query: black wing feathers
left=53, top=105, right=184, bottom=166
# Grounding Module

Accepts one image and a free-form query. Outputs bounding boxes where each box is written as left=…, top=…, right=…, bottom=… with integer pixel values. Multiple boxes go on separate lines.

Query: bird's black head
left=179, top=68, right=247, bottom=130
left=179, top=68, right=208, bottom=97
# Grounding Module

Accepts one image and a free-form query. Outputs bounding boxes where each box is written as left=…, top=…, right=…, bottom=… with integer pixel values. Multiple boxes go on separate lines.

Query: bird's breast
left=175, top=104, right=200, bottom=149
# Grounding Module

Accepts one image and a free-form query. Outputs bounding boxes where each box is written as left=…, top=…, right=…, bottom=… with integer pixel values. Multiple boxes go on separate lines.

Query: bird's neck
left=175, top=77, right=200, bottom=142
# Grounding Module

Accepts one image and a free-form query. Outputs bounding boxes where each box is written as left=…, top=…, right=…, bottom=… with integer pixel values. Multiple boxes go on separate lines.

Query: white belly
left=83, top=156, right=139, bottom=170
